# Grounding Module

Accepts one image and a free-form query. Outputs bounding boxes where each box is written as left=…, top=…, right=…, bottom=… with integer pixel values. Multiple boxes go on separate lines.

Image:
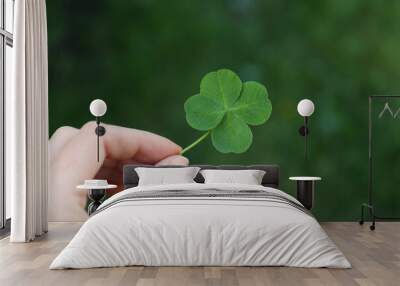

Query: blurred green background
left=47, top=0, right=400, bottom=221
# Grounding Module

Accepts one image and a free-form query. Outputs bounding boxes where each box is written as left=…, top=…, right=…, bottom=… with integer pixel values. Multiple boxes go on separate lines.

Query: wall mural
left=47, top=1, right=400, bottom=221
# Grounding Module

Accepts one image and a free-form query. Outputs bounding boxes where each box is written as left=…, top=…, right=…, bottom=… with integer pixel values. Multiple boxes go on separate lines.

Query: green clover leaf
left=182, top=69, right=272, bottom=154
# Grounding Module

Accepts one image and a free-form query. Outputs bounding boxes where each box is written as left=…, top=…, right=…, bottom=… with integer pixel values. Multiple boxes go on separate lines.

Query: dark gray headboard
left=123, top=165, right=279, bottom=189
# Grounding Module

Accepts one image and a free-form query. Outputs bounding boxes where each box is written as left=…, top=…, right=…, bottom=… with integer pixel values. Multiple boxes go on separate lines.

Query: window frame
left=0, top=0, right=13, bottom=233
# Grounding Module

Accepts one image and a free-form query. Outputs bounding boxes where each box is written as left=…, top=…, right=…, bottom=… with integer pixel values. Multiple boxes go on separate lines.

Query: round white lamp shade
left=90, top=99, right=107, bottom=117
left=297, top=99, right=315, bottom=117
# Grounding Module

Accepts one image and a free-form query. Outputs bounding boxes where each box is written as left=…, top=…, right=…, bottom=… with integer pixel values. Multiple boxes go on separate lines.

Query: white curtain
left=7, top=0, right=49, bottom=242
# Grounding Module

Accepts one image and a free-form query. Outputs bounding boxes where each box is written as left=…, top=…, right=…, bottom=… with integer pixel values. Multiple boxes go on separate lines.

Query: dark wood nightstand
left=289, top=177, right=321, bottom=210
left=77, top=180, right=117, bottom=215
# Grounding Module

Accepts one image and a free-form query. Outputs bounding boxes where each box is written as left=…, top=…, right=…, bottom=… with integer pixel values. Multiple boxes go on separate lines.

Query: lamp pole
left=304, top=116, right=308, bottom=164
left=96, top=117, right=100, bottom=162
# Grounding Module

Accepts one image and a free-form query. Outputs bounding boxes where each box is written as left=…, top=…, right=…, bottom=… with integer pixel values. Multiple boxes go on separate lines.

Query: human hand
left=49, top=121, right=188, bottom=221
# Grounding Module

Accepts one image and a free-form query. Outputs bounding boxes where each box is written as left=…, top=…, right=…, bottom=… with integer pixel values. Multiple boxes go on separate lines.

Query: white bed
left=50, top=183, right=350, bottom=269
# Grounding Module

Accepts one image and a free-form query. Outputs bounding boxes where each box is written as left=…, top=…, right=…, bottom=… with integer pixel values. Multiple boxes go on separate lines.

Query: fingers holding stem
left=180, top=130, right=210, bottom=155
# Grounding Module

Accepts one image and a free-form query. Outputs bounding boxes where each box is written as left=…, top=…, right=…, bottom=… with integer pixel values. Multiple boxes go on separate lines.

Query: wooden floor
left=0, top=222, right=399, bottom=286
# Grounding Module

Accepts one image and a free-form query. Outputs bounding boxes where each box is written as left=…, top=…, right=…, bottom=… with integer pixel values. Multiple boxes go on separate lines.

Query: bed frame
left=123, top=165, right=280, bottom=189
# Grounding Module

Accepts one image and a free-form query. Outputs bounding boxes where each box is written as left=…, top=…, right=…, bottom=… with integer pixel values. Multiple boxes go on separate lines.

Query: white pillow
left=135, top=167, right=200, bottom=186
left=200, top=169, right=266, bottom=185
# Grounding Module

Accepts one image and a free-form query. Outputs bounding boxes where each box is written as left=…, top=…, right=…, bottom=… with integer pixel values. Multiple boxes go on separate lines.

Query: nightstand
left=289, top=177, right=321, bottom=210
left=77, top=180, right=117, bottom=215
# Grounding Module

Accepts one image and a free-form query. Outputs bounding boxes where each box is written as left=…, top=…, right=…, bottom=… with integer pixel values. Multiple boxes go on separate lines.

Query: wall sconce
left=89, top=99, right=107, bottom=162
left=297, top=99, right=315, bottom=162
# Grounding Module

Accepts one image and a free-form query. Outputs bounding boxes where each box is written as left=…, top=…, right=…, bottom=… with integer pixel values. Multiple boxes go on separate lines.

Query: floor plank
left=0, top=222, right=399, bottom=286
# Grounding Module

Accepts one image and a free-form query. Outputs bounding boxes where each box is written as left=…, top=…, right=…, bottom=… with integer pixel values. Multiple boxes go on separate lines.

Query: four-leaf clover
left=181, top=69, right=272, bottom=154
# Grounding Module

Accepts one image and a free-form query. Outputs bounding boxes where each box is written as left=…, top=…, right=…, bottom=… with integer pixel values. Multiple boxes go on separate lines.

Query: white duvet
left=50, top=183, right=351, bottom=269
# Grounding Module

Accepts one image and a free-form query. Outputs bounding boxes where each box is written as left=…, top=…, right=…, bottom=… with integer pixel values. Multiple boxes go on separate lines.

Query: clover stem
left=180, top=131, right=210, bottom=155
